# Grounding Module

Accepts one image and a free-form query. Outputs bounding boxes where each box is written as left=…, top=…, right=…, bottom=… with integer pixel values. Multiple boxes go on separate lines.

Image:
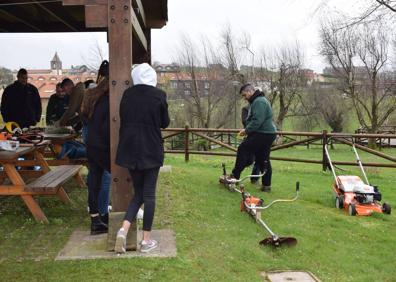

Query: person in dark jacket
left=46, top=83, right=69, bottom=125
left=229, top=84, right=277, bottom=192
left=84, top=77, right=110, bottom=235
left=81, top=63, right=112, bottom=226
left=54, top=78, right=84, bottom=131
left=114, top=63, right=170, bottom=254
left=1, top=68, right=42, bottom=128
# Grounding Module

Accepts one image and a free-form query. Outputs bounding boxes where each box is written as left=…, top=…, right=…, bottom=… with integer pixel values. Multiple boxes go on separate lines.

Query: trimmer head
left=260, top=236, right=297, bottom=247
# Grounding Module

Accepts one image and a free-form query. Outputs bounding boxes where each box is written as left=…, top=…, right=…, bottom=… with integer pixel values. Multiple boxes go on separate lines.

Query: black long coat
left=87, top=94, right=110, bottom=172
left=116, top=84, right=170, bottom=170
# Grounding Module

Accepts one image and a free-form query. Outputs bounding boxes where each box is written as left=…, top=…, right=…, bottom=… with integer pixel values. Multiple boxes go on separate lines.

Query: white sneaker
left=114, top=229, right=127, bottom=254
left=140, top=239, right=158, bottom=253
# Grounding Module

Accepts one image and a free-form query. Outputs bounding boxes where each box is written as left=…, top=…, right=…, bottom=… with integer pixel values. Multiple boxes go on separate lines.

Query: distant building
left=155, top=63, right=227, bottom=99
left=13, top=52, right=97, bottom=100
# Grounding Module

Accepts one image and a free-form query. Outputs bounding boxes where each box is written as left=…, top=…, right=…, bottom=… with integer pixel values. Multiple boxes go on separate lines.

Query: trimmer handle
left=296, top=181, right=300, bottom=192
left=222, top=163, right=226, bottom=176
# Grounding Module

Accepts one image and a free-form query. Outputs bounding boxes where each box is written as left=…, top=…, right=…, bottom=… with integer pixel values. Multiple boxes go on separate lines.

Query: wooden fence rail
left=162, top=128, right=396, bottom=170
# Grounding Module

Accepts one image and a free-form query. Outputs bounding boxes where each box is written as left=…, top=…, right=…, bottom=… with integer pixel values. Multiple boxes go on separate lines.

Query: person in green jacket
left=229, top=84, right=277, bottom=192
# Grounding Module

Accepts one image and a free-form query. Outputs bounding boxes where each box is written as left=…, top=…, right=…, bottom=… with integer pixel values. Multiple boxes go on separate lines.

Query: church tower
left=50, top=52, right=62, bottom=75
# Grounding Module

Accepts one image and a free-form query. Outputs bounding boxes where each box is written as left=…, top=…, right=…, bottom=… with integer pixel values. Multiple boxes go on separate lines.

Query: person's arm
left=100, top=98, right=110, bottom=146
left=46, top=95, right=56, bottom=125
left=160, top=95, right=170, bottom=129
left=245, top=100, right=266, bottom=134
left=57, top=83, right=84, bottom=126
left=33, top=86, right=42, bottom=123
left=241, top=106, right=249, bottom=128
left=0, top=86, right=10, bottom=122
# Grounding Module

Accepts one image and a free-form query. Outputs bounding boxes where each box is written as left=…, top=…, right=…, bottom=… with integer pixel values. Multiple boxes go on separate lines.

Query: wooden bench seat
left=47, top=158, right=88, bottom=166
left=25, top=165, right=82, bottom=193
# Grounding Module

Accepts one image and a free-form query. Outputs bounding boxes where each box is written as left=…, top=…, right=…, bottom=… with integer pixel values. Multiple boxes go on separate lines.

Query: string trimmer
left=219, top=163, right=299, bottom=247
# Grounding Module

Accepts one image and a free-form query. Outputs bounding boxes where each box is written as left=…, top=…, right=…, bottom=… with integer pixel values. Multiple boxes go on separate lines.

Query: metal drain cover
left=262, top=271, right=320, bottom=282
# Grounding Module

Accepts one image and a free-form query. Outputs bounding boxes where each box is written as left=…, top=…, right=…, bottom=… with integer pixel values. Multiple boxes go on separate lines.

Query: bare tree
left=313, top=0, right=396, bottom=28
left=220, top=24, right=243, bottom=78
left=175, top=34, right=234, bottom=128
left=358, top=0, right=396, bottom=20
left=320, top=18, right=396, bottom=146
left=260, top=42, right=308, bottom=130
left=0, top=67, right=13, bottom=88
left=307, top=83, right=350, bottom=132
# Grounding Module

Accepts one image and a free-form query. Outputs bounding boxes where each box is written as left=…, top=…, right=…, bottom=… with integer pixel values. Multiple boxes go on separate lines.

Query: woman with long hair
left=81, top=77, right=111, bottom=234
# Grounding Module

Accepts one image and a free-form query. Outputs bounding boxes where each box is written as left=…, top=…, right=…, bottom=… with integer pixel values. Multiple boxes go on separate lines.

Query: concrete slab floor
left=160, top=165, right=172, bottom=173
left=56, top=229, right=176, bottom=260
left=261, top=271, right=321, bottom=282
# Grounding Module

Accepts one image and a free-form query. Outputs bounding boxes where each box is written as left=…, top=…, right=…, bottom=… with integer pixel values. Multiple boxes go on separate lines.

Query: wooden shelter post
left=107, top=0, right=137, bottom=250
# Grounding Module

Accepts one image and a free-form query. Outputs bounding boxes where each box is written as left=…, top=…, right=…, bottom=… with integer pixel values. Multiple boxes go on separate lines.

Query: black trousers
left=124, top=167, right=160, bottom=231
left=232, top=133, right=276, bottom=186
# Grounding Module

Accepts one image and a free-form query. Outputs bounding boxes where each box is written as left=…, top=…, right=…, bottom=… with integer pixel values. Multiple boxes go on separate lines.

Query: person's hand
left=238, top=129, right=246, bottom=137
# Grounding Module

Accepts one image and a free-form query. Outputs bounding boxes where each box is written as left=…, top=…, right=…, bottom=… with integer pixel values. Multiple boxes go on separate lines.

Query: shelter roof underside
left=0, top=0, right=167, bottom=33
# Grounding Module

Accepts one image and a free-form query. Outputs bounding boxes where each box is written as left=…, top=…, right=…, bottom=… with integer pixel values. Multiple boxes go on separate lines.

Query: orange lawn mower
left=219, top=164, right=300, bottom=247
left=324, top=140, right=391, bottom=216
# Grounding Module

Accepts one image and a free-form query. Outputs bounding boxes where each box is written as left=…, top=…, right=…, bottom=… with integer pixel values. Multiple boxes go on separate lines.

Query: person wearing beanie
left=228, top=83, right=277, bottom=192
left=114, top=63, right=170, bottom=254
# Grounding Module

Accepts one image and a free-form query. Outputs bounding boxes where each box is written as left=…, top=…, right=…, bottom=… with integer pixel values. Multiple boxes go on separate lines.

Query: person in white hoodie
left=114, top=63, right=170, bottom=254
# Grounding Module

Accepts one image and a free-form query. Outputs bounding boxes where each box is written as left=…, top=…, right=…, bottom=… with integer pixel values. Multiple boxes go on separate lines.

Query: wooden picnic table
left=43, top=133, right=87, bottom=166
left=0, top=141, right=84, bottom=223
left=43, top=132, right=79, bottom=155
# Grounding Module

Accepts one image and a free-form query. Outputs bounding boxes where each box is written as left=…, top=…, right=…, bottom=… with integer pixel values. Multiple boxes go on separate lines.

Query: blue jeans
left=83, top=125, right=111, bottom=214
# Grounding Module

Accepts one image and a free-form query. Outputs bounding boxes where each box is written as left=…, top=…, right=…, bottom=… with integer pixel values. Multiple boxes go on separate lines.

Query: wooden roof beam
left=133, top=0, right=146, bottom=27
left=0, top=8, right=42, bottom=32
left=131, top=4, right=147, bottom=51
left=62, top=0, right=85, bottom=5
left=34, top=1, right=78, bottom=32
left=63, top=0, right=107, bottom=5
left=85, top=4, right=107, bottom=28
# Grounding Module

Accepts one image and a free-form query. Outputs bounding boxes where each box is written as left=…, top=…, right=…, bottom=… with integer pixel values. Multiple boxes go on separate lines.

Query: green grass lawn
left=0, top=146, right=395, bottom=281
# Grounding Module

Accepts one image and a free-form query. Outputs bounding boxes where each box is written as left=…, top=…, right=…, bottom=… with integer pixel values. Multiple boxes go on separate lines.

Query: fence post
left=184, top=125, right=190, bottom=162
left=322, top=130, right=328, bottom=171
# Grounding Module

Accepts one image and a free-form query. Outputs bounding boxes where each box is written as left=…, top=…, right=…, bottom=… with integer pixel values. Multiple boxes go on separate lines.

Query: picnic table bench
left=0, top=141, right=85, bottom=223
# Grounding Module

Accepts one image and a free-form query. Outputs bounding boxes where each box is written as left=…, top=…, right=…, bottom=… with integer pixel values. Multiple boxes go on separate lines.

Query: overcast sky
left=0, top=0, right=362, bottom=73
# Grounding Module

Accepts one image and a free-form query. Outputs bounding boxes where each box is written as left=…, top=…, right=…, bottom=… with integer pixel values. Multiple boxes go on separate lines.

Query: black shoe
left=100, top=213, right=109, bottom=225
left=261, top=185, right=271, bottom=192
left=90, top=215, right=108, bottom=235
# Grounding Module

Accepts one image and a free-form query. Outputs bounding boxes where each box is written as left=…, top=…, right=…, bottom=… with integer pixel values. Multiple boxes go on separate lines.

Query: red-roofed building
left=13, top=53, right=97, bottom=99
